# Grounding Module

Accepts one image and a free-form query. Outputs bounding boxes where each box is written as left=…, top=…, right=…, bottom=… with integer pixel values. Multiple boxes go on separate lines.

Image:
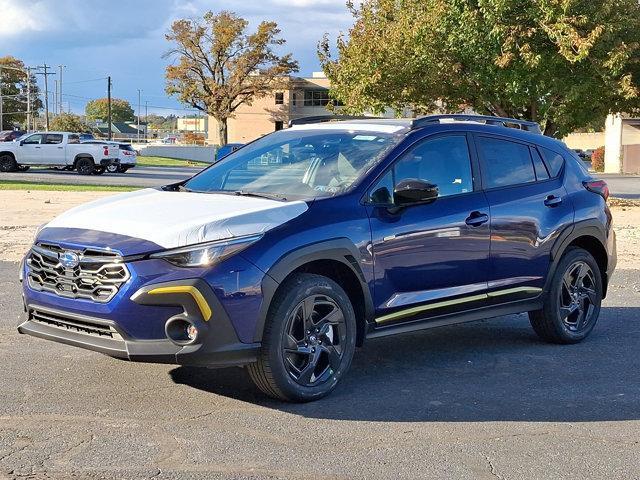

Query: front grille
left=29, top=308, right=122, bottom=340
left=26, top=243, right=130, bottom=303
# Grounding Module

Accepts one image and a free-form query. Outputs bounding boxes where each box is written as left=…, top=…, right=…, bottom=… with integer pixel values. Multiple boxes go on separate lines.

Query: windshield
left=184, top=129, right=400, bottom=200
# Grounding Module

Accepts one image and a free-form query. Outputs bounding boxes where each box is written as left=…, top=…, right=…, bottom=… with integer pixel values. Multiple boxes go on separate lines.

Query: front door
left=367, top=134, right=491, bottom=327
left=18, top=133, right=44, bottom=163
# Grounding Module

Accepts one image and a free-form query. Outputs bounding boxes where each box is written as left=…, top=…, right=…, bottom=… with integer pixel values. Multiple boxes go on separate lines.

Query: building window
left=303, top=90, right=343, bottom=107
left=292, top=93, right=297, bottom=106
left=275, top=121, right=284, bottom=131
left=275, top=92, right=284, bottom=105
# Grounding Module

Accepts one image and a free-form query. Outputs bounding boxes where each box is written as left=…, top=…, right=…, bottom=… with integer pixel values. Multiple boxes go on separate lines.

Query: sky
left=0, top=0, right=355, bottom=117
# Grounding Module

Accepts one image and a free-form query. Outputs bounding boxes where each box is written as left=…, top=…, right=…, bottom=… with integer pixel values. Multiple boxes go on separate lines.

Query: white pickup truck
left=0, top=132, right=119, bottom=175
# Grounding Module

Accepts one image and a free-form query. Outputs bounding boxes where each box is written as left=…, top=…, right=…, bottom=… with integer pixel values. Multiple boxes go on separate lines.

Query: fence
left=137, top=145, right=218, bottom=164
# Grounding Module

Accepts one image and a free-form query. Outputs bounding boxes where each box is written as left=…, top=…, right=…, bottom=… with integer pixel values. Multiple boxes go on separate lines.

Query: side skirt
left=366, top=296, right=544, bottom=340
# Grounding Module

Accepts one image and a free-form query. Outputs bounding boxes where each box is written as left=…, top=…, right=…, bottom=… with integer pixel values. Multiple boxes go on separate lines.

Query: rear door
left=40, top=134, right=66, bottom=165
left=474, top=134, right=574, bottom=301
left=367, top=133, right=491, bottom=327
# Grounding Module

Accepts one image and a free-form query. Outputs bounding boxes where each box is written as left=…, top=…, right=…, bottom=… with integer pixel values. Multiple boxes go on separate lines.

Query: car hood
left=42, top=188, right=308, bottom=252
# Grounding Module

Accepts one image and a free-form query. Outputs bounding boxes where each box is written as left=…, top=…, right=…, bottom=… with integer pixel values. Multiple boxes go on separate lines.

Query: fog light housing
left=165, top=317, right=199, bottom=345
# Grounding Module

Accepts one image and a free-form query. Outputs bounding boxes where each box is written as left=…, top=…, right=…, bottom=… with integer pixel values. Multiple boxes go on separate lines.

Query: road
left=1, top=262, right=639, bottom=479
left=0, top=165, right=203, bottom=188
left=598, top=174, right=640, bottom=199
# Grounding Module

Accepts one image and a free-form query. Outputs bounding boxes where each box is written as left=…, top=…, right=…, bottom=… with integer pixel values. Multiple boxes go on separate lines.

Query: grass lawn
left=0, top=180, right=139, bottom=192
left=136, top=156, right=209, bottom=168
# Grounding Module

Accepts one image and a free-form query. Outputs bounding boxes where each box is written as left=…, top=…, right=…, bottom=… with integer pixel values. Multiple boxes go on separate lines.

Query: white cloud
left=0, top=0, right=48, bottom=36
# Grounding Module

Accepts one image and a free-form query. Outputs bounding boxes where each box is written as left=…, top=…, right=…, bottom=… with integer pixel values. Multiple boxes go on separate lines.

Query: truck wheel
left=0, top=154, right=17, bottom=172
left=116, top=165, right=129, bottom=173
left=106, top=164, right=119, bottom=173
left=247, top=273, right=357, bottom=402
left=76, top=158, right=95, bottom=175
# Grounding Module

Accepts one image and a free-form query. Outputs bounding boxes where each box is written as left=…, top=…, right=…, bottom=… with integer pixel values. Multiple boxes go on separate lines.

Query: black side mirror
left=393, top=179, right=438, bottom=206
left=19, top=140, right=24, bottom=146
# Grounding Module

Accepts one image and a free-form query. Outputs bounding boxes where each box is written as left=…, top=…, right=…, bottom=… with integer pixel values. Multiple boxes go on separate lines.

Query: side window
left=44, top=134, right=63, bottom=144
left=530, top=147, right=550, bottom=181
left=540, top=147, right=565, bottom=178
left=68, top=135, right=80, bottom=144
left=22, top=134, right=43, bottom=145
left=369, top=135, right=473, bottom=203
left=477, top=137, right=535, bottom=188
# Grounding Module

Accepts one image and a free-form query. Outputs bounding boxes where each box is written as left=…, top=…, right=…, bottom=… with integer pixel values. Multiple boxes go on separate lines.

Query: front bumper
left=19, top=256, right=265, bottom=367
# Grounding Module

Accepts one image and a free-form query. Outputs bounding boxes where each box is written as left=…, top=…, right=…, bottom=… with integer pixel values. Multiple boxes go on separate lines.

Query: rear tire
left=106, top=163, right=119, bottom=173
left=117, top=165, right=129, bottom=173
left=247, top=273, right=357, bottom=402
left=529, top=247, right=603, bottom=344
left=0, top=154, right=17, bottom=172
left=76, top=158, right=95, bottom=175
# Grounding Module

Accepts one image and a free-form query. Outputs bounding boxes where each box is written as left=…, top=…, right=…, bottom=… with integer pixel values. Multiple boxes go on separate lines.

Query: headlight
left=150, top=234, right=263, bottom=267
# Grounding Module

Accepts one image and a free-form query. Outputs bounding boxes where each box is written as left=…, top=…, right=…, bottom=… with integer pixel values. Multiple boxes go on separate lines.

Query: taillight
left=583, top=179, right=609, bottom=201
left=103, top=147, right=109, bottom=156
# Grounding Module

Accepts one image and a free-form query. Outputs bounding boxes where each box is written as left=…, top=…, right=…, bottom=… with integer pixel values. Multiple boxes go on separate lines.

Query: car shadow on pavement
left=169, top=307, right=640, bottom=422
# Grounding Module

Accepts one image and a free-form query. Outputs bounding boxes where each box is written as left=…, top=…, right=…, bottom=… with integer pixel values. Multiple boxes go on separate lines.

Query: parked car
left=17, top=115, right=616, bottom=402
left=82, top=141, right=136, bottom=173
left=0, top=130, right=26, bottom=142
left=78, top=133, right=95, bottom=142
left=0, top=132, right=119, bottom=175
left=216, top=143, right=244, bottom=161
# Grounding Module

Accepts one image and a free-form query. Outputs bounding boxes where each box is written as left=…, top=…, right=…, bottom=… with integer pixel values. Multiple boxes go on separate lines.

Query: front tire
left=247, top=273, right=357, bottom=402
left=0, top=154, right=17, bottom=172
left=76, top=158, right=95, bottom=175
left=529, top=247, right=603, bottom=344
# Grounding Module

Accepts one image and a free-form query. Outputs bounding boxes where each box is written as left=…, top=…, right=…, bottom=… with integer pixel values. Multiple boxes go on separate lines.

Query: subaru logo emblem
left=60, top=251, right=80, bottom=269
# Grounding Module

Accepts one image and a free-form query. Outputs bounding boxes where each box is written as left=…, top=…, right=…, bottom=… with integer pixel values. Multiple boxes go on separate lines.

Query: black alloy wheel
left=529, top=247, right=603, bottom=344
left=0, top=154, right=17, bottom=172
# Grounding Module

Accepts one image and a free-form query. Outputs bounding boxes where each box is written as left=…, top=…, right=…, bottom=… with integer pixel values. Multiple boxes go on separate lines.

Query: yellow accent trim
left=375, top=286, right=542, bottom=324
left=148, top=286, right=212, bottom=321
left=487, top=287, right=542, bottom=298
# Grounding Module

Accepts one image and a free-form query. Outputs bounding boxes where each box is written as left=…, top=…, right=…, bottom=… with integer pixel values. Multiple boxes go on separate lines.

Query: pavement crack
left=485, top=455, right=504, bottom=480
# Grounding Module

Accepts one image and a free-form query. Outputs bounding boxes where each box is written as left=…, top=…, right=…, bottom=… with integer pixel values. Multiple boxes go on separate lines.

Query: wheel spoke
left=559, top=304, right=577, bottom=321
left=322, top=344, right=342, bottom=371
left=581, top=287, right=598, bottom=306
left=301, top=297, right=316, bottom=331
left=575, top=263, right=588, bottom=287
left=297, top=349, right=321, bottom=384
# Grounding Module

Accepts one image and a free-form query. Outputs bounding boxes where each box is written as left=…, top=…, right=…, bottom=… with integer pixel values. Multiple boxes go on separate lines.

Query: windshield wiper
left=234, top=190, right=288, bottom=201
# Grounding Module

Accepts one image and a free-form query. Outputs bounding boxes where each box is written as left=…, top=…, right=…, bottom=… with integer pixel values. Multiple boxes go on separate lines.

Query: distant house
left=93, top=121, right=147, bottom=139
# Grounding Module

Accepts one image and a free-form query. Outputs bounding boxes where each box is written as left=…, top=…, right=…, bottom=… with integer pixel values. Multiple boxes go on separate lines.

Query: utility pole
left=145, top=100, right=148, bottom=141
left=36, top=64, right=54, bottom=131
left=137, top=89, right=141, bottom=143
left=54, top=79, right=58, bottom=116
left=107, top=76, right=112, bottom=140
left=0, top=66, right=3, bottom=130
left=26, top=67, right=32, bottom=132
left=58, top=65, right=65, bottom=113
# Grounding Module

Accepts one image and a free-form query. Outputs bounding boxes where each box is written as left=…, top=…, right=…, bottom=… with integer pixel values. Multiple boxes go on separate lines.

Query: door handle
left=57, top=146, right=63, bottom=149
left=465, top=211, right=489, bottom=226
left=35, top=146, right=41, bottom=149
left=544, top=195, right=562, bottom=207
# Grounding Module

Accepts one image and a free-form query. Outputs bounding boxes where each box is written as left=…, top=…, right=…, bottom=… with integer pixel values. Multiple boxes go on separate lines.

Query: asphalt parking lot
left=1, top=261, right=639, bottom=479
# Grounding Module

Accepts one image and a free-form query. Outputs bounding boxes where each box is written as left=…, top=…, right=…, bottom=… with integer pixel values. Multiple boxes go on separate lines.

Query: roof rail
left=288, top=115, right=381, bottom=127
left=411, top=114, right=542, bottom=134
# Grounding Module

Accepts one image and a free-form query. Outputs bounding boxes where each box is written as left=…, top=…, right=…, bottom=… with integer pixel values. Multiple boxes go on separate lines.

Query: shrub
left=591, top=146, right=605, bottom=172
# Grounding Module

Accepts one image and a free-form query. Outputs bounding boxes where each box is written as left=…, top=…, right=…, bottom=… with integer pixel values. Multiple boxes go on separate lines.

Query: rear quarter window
left=539, top=147, right=565, bottom=177
left=476, top=137, right=536, bottom=188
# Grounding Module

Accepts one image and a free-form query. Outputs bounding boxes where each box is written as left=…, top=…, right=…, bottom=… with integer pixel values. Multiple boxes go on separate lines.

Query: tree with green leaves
left=319, top=0, right=640, bottom=137
left=85, top=98, right=135, bottom=122
left=0, top=56, right=41, bottom=130
left=49, top=113, right=88, bottom=132
left=164, top=10, right=299, bottom=145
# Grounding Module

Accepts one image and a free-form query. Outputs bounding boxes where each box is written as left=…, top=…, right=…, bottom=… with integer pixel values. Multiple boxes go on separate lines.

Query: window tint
left=68, top=135, right=80, bottom=144
left=22, top=134, right=43, bottom=145
left=44, top=134, right=63, bottom=144
left=540, top=147, right=565, bottom=177
left=369, top=135, right=473, bottom=203
left=530, top=147, right=549, bottom=181
left=477, top=137, right=535, bottom=188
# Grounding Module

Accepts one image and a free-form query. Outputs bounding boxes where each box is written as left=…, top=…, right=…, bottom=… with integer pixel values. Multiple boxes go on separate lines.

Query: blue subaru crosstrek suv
left=18, top=114, right=616, bottom=402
